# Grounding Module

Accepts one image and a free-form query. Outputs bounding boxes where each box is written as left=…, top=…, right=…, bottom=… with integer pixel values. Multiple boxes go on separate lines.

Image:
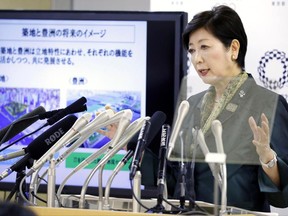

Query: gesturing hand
left=96, top=105, right=118, bottom=140
left=248, top=113, right=273, bottom=162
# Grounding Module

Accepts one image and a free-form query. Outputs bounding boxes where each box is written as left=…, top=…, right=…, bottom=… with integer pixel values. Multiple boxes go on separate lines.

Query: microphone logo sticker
left=138, top=121, right=147, bottom=140
left=160, top=128, right=167, bottom=147
left=44, top=128, right=65, bottom=145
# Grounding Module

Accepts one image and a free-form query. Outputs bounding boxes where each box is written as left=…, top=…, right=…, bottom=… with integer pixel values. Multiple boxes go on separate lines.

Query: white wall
left=52, top=0, right=150, bottom=11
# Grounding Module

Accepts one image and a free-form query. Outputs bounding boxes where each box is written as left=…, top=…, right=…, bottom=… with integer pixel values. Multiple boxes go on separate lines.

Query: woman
left=169, top=5, right=288, bottom=212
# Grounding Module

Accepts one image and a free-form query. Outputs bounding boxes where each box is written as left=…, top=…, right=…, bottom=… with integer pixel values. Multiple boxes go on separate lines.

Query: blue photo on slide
left=0, top=87, right=60, bottom=146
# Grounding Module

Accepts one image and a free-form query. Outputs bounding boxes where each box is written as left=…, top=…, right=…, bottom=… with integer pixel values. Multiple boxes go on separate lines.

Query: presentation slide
left=0, top=19, right=147, bottom=188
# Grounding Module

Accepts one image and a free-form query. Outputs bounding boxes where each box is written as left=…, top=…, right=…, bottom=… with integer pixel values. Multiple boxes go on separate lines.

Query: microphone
left=37, top=106, right=86, bottom=120
left=156, top=124, right=170, bottom=206
left=0, top=149, right=26, bottom=162
left=129, top=119, right=151, bottom=181
left=0, top=106, right=46, bottom=145
left=58, top=116, right=148, bottom=208
left=26, top=113, right=92, bottom=177
left=103, top=111, right=167, bottom=209
left=79, top=111, right=166, bottom=209
left=147, top=124, right=171, bottom=213
left=192, top=128, right=222, bottom=189
left=129, top=110, right=167, bottom=181
left=167, top=100, right=190, bottom=159
left=0, top=115, right=77, bottom=180
left=45, top=96, right=87, bottom=126
left=53, top=109, right=115, bottom=165
left=211, top=120, right=224, bottom=154
left=210, top=120, right=227, bottom=214
left=103, top=149, right=135, bottom=210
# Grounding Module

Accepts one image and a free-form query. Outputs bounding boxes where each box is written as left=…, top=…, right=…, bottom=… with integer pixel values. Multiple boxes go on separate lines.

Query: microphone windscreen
left=66, top=97, right=87, bottom=114
left=47, top=97, right=87, bottom=125
left=26, top=115, right=77, bottom=159
left=145, top=111, right=166, bottom=147
left=126, top=111, right=166, bottom=152
left=0, top=106, right=46, bottom=144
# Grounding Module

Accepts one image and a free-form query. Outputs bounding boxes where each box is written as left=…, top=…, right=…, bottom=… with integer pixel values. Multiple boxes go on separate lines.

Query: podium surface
left=29, top=206, right=256, bottom=216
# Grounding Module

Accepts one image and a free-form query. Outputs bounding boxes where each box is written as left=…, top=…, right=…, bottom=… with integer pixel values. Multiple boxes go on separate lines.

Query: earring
left=232, top=55, right=236, bottom=61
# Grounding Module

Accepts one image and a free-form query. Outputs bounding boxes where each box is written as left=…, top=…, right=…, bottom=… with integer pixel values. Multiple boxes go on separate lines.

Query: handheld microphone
left=0, top=106, right=46, bottom=145
left=0, top=115, right=77, bottom=180
left=167, top=100, right=190, bottom=159
left=26, top=113, right=92, bottom=176
left=46, top=96, right=87, bottom=126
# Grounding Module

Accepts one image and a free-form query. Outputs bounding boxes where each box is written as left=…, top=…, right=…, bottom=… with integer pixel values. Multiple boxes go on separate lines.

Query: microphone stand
left=132, top=170, right=141, bottom=212
left=47, top=158, right=56, bottom=207
left=205, top=152, right=227, bottom=216
left=7, top=168, right=26, bottom=203
left=179, top=162, right=187, bottom=210
left=6, top=159, right=33, bottom=204
left=179, top=130, right=188, bottom=211
left=103, top=150, right=134, bottom=210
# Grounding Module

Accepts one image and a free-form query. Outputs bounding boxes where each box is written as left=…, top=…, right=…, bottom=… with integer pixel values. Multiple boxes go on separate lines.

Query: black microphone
left=0, top=115, right=77, bottom=181
left=0, top=106, right=46, bottom=145
left=111, top=111, right=166, bottom=173
left=45, top=96, right=87, bottom=126
left=129, top=119, right=151, bottom=180
left=156, top=124, right=170, bottom=204
left=129, top=111, right=167, bottom=181
left=38, top=105, right=87, bottom=120
left=147, top=124, right=171, bottom=213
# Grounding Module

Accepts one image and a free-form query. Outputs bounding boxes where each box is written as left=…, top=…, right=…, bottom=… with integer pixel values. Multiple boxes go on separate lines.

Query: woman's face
left=188, top=28, right=237, bottom=86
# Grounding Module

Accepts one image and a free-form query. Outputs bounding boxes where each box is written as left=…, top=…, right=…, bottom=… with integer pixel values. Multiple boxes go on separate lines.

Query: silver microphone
left=78, top=116, right=148, bottom=209
left=211, top=119, right=227, bottom=215
left=56, top=114, right=145, bottom=200
left=167, top=100, right=190, bottom=159
left=211, top=120, right=224, bottom=154
left=0, top=149, right=26, bottom=161
left=192, top=128, right=222, bottom=189
left=26, top=112, right=92, bottom=176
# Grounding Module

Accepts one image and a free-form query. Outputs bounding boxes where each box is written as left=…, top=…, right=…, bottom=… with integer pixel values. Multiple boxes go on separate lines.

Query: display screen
left=0, top=10, right=188, bottom=196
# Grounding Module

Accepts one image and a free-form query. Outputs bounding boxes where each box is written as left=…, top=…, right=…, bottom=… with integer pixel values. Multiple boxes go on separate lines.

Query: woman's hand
left=248, top=113, right=280, bottom=186
left=96, top=105, right=118, bottom=139
left=97, top=123, right=118, bottom=139
left=248, top=113, right=274, bottom=163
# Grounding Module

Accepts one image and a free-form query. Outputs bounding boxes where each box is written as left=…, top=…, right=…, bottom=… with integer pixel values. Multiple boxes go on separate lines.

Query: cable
left=0, top=124, right=46, bottom=153
left=30, top=191, right=47, bottom=204
left=19, top=174, right=35, bottom=206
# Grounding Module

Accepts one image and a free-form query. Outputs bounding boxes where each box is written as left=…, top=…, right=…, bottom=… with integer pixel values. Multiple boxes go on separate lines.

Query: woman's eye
left=188, top=48, right=195, bottom=54
left=201, top=45, right=209, bottom=49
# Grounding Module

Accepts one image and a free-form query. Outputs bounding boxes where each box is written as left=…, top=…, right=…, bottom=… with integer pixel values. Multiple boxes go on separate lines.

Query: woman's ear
left=230, top=39, right=240, bottom=60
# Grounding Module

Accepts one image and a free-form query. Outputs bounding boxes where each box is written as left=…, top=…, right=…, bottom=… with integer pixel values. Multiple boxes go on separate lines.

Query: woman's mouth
left=198, top=69, right=209, bottom=76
